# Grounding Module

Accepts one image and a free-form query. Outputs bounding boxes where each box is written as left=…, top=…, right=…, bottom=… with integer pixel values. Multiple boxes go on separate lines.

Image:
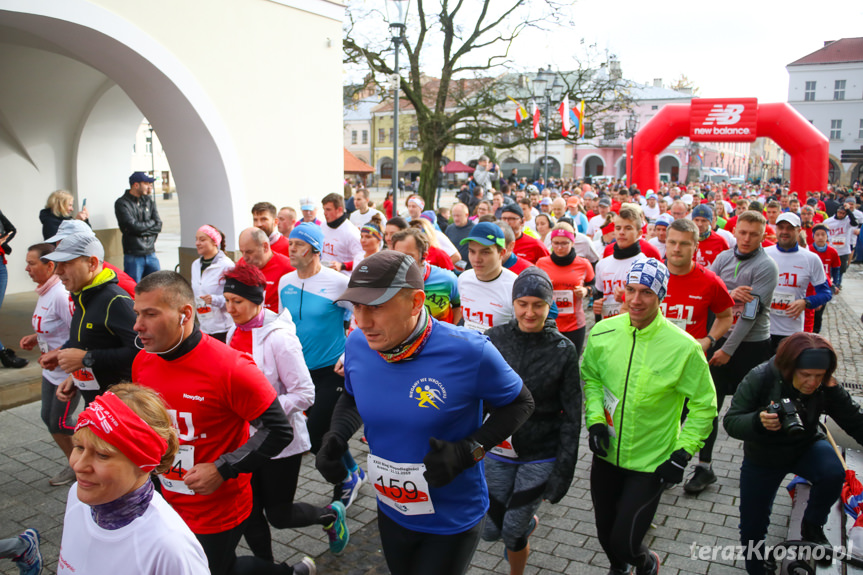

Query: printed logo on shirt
left=409, top=377, right=447, bottom=410
left=183, top=393, right=205, bottom=402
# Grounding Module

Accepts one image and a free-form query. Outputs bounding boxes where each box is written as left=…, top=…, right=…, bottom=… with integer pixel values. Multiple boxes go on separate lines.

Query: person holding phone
left=696, top=210, right=778, bottom=493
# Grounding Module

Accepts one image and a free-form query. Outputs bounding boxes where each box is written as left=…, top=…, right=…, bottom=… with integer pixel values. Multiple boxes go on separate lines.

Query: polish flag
left=559, top=94, right=571, bottom=137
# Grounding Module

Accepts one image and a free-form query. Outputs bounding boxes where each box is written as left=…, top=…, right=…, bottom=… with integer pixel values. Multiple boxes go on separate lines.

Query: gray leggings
left=482, top=457, right=554, bottom=551
left=0, top=536, right=25, bottom=559
left=41, top=376, right=79, bottom=435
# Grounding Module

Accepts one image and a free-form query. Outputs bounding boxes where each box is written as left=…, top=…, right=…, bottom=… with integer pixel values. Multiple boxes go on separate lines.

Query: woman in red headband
left=57, top=384, right=209, bottom=575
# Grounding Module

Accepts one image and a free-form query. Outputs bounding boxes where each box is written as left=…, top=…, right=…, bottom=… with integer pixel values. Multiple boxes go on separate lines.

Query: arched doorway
left=378, top=157, right=393, bottom=180
left=534, top=156, right=561, bottom=179
left=583, top=155, right=605, bottom=177
left=828, top=159, right=841, bottom=184
left=851, top=162, right=863, bottom=186
left=658, top=155, right=681, bottom=183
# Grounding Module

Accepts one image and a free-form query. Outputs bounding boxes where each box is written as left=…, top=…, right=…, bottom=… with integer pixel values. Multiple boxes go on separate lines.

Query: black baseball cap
left=336, top=251, right=424, bottom=305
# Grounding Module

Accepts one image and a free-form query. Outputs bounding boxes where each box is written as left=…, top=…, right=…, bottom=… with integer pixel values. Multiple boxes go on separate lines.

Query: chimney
left=609, top=57, right=622, bottom=81
left=653, top=78, right=662, bottom=88
left=824, top=40, right=835, bottom=46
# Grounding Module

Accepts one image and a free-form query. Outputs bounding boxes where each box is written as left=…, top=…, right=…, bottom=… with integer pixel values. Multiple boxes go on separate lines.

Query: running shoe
left=49, top=466, right=76, bottom=487
left=636, top=550, right=660, bottom=575
left=337, top=467, right=365, bottom=509
left=323, top=501, right=349, bottom=554
left=290, top=557, right=316, bottom=575
left=683, top=464, right=716, bottom=494
left=13, top=528, right=42, bottom=575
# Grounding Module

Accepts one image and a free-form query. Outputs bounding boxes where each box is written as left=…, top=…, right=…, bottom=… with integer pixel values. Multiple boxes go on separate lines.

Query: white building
left=787, top=38, right=863, bottom=185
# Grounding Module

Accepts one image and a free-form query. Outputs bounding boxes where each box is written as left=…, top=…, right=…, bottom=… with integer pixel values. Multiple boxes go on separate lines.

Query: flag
left=508, top=96, right=529, bottom=126
left=573, top=100, right=585, bottom=139
left=759, top=155, right=765, bottom=163
left=531, top=100, right=540, bottom=139
left=559, top=94, right=571, bottom=137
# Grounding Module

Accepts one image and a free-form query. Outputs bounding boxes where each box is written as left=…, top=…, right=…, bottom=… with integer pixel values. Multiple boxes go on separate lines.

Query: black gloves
left=588, top=424, right=610, bottom=457
left=655, top=448, right=691, bottom=484
left=315, top=432, right=349, bottom=484
left=423, top=437, right=475, bottom=488
left=542, top=467, right=572, bottom=504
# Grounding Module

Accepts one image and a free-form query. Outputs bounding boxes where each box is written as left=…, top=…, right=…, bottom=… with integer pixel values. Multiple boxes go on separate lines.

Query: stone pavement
left=1, top=272, right=862, bottom=575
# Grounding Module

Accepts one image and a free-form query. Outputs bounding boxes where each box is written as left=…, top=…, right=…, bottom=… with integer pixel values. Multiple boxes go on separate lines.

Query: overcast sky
left=351, top=0, right=862, bottom=103
left=515, top=0, right=863, bottom=102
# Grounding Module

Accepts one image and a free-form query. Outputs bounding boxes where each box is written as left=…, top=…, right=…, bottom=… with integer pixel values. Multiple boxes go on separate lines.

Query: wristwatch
left=82, top=351, right=95, bottom=368
left=468, top=441, right=485, bottom=463
left=706, top=334, right=717, bottom=347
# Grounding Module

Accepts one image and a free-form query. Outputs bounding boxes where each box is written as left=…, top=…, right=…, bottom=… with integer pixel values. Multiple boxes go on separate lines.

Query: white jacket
left=227, top=309, right=314, bottom=459
left=190, top=251, right=235, bottom=334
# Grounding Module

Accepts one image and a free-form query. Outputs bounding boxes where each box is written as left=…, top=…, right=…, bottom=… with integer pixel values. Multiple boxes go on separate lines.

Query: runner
left=483, top=267, right=581, bottom=575
left=392, top=227, right=462, bottom=324
left=764, top=213, right=831, bottom=350
left=237, top=227, right=294, bottom=313
left=502, top=205, right=549, bottom=263
left=351, top=215, right=384, bottom=271
left=535, top=223, right=594, bottom=356
left=320, top=193, right=363, bottom=275
left=824, top=204, right=858, bottom=290
left=57, top=384, right=210, bottom=575
left=583, top=258, right=716, bottom=575
left=456, top=222, right=518, bottom=332
left=221, top=266, right=347, bottom=571
left=19, top=243, right=77, bottom=487
left=647, top=214, right=673, bottom=259
left=131, top=271, right=294, bottom=575
left=278, top=223, right=363, bottom=509
left=277, top=207, right=297, bottom=237
left=252, top=202, right=291, bottom=258
left=808, top=224, right=841, bottom=333
left=496, top=223, right=534, bottom=276
left=316, top=250, right=534, bottom=575
left=586, top=197, right=612, bottom=238
left=691, top=205, right=729, bottom=267
left=349, top=188, right=385, bottom=228
left=190, top=225, right=234, bottom=342
left=48, top=234, right=138, bottom=406
left=593, top=206, right=649, bottom=321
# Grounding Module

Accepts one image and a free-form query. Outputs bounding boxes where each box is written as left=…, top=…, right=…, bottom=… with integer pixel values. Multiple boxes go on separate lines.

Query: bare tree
left=344, top=0, right=632, bottom=204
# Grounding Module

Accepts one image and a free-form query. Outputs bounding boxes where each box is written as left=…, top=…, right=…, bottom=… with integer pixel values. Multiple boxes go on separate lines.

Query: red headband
left=550, top=229, right=576, bottom=243
left=601, top=222, right=616, bottom=235
left=75, top=392, right=167, bottom=472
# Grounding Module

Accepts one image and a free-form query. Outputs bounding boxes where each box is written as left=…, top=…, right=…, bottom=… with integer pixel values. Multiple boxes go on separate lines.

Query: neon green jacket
left=582, top=312, right=717, bottom=473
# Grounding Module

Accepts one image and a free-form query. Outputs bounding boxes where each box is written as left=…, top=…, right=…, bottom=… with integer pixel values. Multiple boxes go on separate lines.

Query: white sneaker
left=49, top=466, right=76, bottom=487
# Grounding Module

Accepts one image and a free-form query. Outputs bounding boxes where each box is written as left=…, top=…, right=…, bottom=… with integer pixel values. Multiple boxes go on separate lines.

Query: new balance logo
left=703, top=104, right=744, bottom=126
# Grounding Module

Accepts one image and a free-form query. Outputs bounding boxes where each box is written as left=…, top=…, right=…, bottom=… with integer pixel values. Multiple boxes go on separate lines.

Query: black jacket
left=724, top=359, right=863, bottom=467
left=0, top=209, right=16, bottom=255
left=63, top=269, right=139, bottom=391
left=114, top=191, right=162, bottom=255
left=39, top=208, right=92, bottom=241
left=486, top=318, right=582, bottom=502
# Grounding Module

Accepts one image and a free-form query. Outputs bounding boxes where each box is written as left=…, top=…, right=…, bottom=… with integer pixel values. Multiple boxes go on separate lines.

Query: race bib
left=489, top=437, right=518, bottom=459
left=463, top=319, right=487, bottom=332
left=159, top=445, right=196, bottom=495
left=669, top=317, right=687, bottom=331
left=770, top=291, right=794, bottom=312
left=603, top=387, right=620, bottom=439
left=553, top=290, right=575, bottom=315
left=36, top=335, right=48, bottom=354
left=195, top=297, right=212, bottom=316
left=367, top=454, right=435, bottom=516
left=602, top=299, right=622, bottom=319
left=72, top=367, right=99, bottom=391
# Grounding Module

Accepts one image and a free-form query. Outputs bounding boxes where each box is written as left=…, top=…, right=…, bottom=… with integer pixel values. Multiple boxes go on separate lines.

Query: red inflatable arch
left=626, top=99, right=829, bottom=193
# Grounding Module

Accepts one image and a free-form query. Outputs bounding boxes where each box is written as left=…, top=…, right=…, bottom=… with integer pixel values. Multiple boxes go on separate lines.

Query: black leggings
left=590, top=456, right=663, bottom=571
left=377, top=510, right=483, bottom=575
left=306, top=365, right=346, bottom=454
left=561, top=326, right=586, bottom=358
left=243, top=455, right=333, bottom=561
left=196, top=520, right=247, bottom=575
left=813, top=304, right=826, bottom=334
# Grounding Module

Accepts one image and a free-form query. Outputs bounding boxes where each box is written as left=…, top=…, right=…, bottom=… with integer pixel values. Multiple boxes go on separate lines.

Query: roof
left=788, top=38, right=863, bottom=66
left=343, top=148, right=374, bottom=174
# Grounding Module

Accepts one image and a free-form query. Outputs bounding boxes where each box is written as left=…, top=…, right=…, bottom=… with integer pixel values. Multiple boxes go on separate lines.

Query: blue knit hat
left=289, top=222, right=324, bottom=252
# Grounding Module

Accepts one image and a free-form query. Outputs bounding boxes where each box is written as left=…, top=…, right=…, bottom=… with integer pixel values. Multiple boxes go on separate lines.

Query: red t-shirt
left=257, top=253, right=295, bottom=313
left=809, top=244, right=841, bottom=286
left=104, top=262, right=137, bottom=298
left=505, top=255, right=534, bottom=275
left=695, top=232, right=729, bottom=267
left=724, top=215, right=738, bottom=233
left=427, top=246, right=455, bottom=270
left=514, top=233, right=550, bottom=263
left=132, top=335, right=277, bottom=534
left=536, top=255, right=595, bottom=332
left=663, top=263, right=734, bottom=340
left=270, top=235, right=292, bottom=260
left=602, top=239, right=662, bottom=260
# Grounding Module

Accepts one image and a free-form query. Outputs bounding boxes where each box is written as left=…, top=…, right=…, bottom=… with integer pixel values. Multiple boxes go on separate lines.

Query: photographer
left=724, top=333, right=863, bottom=575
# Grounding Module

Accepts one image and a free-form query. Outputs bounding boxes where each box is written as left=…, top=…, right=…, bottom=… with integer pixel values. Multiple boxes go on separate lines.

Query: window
left=834, top=80, right=846, bottom=101
left=362, top=130, right=368, bottom=144
left=830, top=119, right=842, bottom=140
left=381, top=161, right=393, bottom=179
left=584, top=122, right=595, bottom=138
left=145, top=140, right=153, bottom=154
left=378, top=128, right=385, bottom=143
left=409, top=125, right=419, bottom=142
left=651, top=105, right=658, bottom=110
left=603, top=122, right=616, bottom=138
left=804, top=81, right=816, bottom=101
left=859, top=119, right=863, bottom=139
left=389, top=128, right=394, bottom=143
left=351, top=130, right=357, bottom=145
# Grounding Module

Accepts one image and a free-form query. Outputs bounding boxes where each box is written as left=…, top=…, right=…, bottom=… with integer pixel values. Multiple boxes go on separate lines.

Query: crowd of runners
left=1, top=172, right=863, bottom=575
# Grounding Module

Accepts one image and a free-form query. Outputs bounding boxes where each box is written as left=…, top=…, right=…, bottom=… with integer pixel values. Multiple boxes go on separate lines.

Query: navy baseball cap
left=289, top=222, right=324, bottom=252
left=129, top=171, right=156, bottom=185
left=459, top=221, right=505, bottom=249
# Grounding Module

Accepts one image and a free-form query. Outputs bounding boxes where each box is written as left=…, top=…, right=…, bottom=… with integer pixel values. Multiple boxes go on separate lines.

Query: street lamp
left=386, top=0, right=410, bottom=211
left=625, top=112, right=638, bottom=188
left=532, top=66, right=562, bottom=185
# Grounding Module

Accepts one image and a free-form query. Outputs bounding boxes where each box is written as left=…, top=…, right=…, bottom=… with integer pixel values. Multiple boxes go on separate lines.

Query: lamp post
left=625, top=112, right=638, bottom=188
left=532, top=66, right=562, bottom=186
left=386, top=0, right=409, bottom=213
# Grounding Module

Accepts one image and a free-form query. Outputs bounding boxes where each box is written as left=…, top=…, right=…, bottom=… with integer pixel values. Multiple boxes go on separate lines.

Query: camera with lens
left=766, top=398, right=806, bottom=436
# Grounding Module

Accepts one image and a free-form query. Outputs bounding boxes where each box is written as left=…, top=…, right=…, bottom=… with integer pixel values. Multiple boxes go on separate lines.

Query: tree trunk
left=417, top=144, right=444, bottom=209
